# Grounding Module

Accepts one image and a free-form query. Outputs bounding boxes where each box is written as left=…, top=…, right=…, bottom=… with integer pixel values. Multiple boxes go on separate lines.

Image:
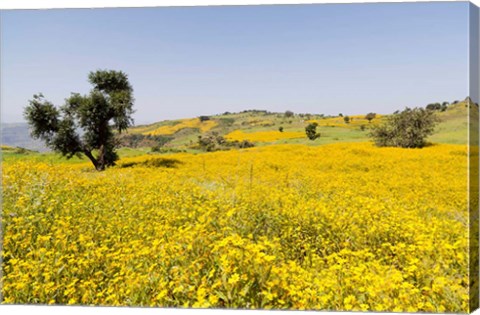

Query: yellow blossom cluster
left=143, top=118, right=217, bottom=136
left=225, top=130, right=305, bottom=142
left=1, top=142, right=469, bottom=312
left=308, top=114, right=384, bottom=129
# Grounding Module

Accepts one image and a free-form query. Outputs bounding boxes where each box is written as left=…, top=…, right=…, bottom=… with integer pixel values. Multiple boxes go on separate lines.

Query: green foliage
left=198, top=132, right=226, bottom=152
left=197, top=132, right=254, bottom=152
left=305, top=122, right=320, bottom=140
left=343, top=116, right=350, bottom=124
left=426, top=102, right=448, bottom=112
left=278, top=126, right=284, bottom=132
left=24, top=70, right=134, bottom=170
left=199, top=116, right=211, bottom=122
left=369, top=107, right=438, bottom=148
left=365, top=112, right=376, bottom=122
left=284, top=110, right=294, bottom=118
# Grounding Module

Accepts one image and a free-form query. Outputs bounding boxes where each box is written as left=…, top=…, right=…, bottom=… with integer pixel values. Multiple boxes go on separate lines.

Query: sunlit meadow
left=1, top=142, right=469, bottom=312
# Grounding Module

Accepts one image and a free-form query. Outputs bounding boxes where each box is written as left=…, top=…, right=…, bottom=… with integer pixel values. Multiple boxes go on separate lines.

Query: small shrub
left=198, top=132, right=254, bottom=152
left=305, top=123, right=320, bottom=140
left=238, top=140, right=255, bottom=149
left=279, top=126, right=284, bottom=132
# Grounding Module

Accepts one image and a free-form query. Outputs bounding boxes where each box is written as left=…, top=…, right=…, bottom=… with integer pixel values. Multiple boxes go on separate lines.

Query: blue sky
left=1, top=2, right=470, bottom=124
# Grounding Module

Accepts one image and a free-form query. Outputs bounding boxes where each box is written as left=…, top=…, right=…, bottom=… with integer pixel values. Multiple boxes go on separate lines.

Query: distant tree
left=305, top=122, right=320, bottom=140
left=369, top=107, right=438, bottom=148
left=199, top=115, right=211, bottom=122
left=338, top=113, right=343, bottom=117
left=24, top=70, right=134, bottom=171
left=365, top=112, right=376, bottom=122
left=285, top=110, right=294, bottom=118
left=279, top=126, right=284, bottom=132
left=426, top=103, right=442, bottom=111
left=440, top=102, right=449, bottom=112
left=343, top=116, right=350, bottom=124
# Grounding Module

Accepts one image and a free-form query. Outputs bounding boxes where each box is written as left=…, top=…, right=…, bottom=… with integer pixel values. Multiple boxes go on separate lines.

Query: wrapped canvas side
left=469, top=2, right=480, bottom=313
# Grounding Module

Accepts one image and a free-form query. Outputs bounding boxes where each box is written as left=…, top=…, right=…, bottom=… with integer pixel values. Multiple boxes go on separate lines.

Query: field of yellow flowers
left=1, top=142, right=469, bottom=312
left=142, top=118, right=217, bottom=136
left=225, top=130, right=305, bottom=142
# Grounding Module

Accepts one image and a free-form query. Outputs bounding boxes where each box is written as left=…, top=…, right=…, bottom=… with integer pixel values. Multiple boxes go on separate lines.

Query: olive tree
left=369, top=107, right=438, bottom=148
left=24, top=70, right=135, bottom=171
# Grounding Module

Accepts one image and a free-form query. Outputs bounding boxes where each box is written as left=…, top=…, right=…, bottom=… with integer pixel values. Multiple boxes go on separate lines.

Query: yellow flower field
left=308, top=114, right=384, bottom=129
left=143, top=118, right=217, bottom=136
left=225, top=130, right=305, bottom=142
left=1, top=142, right=469, bottom=312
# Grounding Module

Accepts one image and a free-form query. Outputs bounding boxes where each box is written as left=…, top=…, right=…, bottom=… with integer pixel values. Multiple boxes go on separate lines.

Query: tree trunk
left=97, top=144, right=106, bottom=171
left=84, top=150, right=104, bottom=171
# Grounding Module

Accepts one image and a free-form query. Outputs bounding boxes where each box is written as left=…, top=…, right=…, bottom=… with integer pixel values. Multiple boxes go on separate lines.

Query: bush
left=369, top=107, right=438, bottom=148
left=285, top=110, right=294, bottom=118
left=343, top=116, right=350, bottom=124
left=426, top=103, right=441, bottom=111
left=365, top=112, right=376, bottom=122
left=198, top=133, right=225, bottom=152
left=199, top=116, right=211, bottom=122
left=197, top=132, right=254, bottom=152
left=278, top=126, right=284, bottom=132
left=305, top=123, right=320, bottom=140
left=426, top=102, right=448, bottom=112
left=238, top=140, right=255, bottom=149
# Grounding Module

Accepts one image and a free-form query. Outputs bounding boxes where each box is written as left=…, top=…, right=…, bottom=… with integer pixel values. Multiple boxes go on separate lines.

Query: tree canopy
left=369, top=107, right=438, bottom=148
left=305, top=122, right=320, bottom=140
left=24, top=70, right=135, bottom=170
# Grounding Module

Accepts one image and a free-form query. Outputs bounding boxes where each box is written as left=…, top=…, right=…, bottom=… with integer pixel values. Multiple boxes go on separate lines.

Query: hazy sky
left=1, top=2, right=470, bottom=124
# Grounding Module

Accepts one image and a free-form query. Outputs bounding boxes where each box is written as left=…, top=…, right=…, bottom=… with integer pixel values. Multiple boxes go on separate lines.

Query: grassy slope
left=3, top=100, right=469, bottom=163
left=428, top=101, right=468, bottom=144
left=127, top=101, right=469, bottom=148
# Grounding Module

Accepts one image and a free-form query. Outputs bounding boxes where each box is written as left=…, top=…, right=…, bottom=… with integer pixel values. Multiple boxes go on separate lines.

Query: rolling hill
left=1, top=98, right=471, bottom=156
left=126, top=99, right=469, bottom=151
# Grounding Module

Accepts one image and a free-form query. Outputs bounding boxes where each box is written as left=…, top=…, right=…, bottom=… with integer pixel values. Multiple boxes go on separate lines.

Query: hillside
left=126, top=100, right=469, bottom=152
left=2, top=99, right=470, bottom=156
